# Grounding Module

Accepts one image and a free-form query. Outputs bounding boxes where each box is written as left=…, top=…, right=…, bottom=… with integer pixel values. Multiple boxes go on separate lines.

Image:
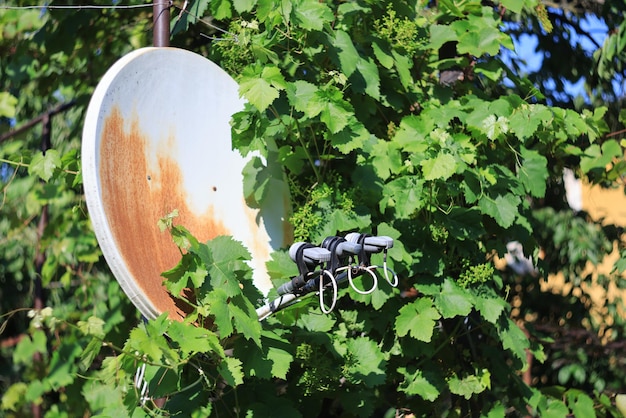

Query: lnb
left=289, top=242, right=332, bottom=265
left=344, top=233, right=394, bottom=253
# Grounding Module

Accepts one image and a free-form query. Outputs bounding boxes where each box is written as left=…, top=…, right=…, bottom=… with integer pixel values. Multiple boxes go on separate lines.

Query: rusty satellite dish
left=82, top=47, right=291, bottom=321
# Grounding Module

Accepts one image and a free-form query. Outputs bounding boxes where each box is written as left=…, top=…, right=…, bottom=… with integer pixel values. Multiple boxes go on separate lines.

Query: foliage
left=1, top=0, right=625, bottom=417
left=505, top=0, right=626, bottom=132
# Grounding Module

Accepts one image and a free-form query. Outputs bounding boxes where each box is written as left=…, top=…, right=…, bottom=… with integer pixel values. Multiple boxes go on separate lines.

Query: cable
left=318, top=269, right=337, bottom=314
left=382, top=250, right=399, bottom=287
left=339, top=265, right=377, bottom=295
left=134, top=362, right=149, bottom=406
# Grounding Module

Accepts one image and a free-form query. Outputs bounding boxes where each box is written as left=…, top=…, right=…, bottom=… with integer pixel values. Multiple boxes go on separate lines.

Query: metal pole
left=153, top=0, right=170, bottom=47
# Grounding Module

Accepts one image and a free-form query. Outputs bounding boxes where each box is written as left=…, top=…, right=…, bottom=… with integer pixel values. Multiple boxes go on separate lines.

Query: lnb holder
left=258, top=232, right=398, bottom=320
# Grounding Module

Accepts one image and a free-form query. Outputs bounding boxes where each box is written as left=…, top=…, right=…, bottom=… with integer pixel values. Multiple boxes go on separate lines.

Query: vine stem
left=0, top=157, right=79, bottom=175
left=415, top=318, right=464, bottom=369
left=293, top=118, right=322, bottom=183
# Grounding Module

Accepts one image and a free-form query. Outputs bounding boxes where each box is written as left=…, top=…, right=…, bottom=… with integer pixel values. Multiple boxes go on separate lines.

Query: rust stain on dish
left=100, top=106, right=229, bottom=319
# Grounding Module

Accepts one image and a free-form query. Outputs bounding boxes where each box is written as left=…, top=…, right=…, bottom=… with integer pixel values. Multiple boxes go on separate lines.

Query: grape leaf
left=397, top=366, right=442, bottom=401
left=286, top=80, right=318, bottom=114
left=473, top=292, right=506, bottom=324
left=518, top=146, right=548, bottom=198
left=500, top=0, right=524, bottom=13
left=329, top=122, right=371, bottom=154
left=205, top=288, right=234, bottom=337
left=381, top=176, right=425, bottom=218
left=13, top=330, right=47, bottom=365
left=230, top=299, right=262, bottom=347
left=332, top=30, right=359, bottom=77
left=421, top=151, right=457, bottom=181
left=448, top=373, right=489, bottom=399
left=371, top=140, right=403, bottom=180
left=29, top=150, right=61, bottom=182
left=344, top=337, right=386, bottom=387
left=429, top=24, right=457, bottom=50
left=478, top=193, right=520, bottom=228
left=167, top=321, right=224, bottom=358
left=218, top=357, right=244, bottom=387
left=395, top=298, right=440, bottom=342
left=0, top=92, right=17, bottom=118
left=293, top=0, right=333, bottom=31
left=239, top=66, right=286, bottom=112
left=435, top=278, right=473, bottom=318
left=497, top=316, right=529, bottom=365
left=371, top=39, right=393, bottom=69
left=567, top=390, right=595, bottom=418
left=355, top=57, right=380, bottom=99
left=233, top=0, right=255, bottom=12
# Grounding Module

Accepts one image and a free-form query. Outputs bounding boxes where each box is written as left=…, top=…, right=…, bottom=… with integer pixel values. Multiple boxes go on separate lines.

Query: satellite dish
left=82, top=47, right=291, bottom=321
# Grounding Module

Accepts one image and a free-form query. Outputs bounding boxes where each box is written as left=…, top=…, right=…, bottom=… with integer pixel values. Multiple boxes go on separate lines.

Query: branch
left=0, top=101, right=75, bottom=144
left=546, top=9, right=603, bottom=49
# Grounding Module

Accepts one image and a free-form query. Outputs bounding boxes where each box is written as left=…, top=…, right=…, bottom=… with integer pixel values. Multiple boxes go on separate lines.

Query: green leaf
left=481, top=115, right=509, bottom=140
left=518, top=146, right=548, bottom=198
left=13, top=329, right=47, bottom=365
left=395, top=298, right=441, bottom=342
left=508, top=104, right=552, bottom=139
left=230, top=298, right=263, bottom=346
left=539, top=398, right=570, bottom=418
left=421, top=151, right=457, bottom=181
left=219, top=357, right=244, bottom=387
left=233, top=0, right=255, bottom=13
left=397, top=366, right=442, bottom=401
left=205, top=288, right=234, bottom=337
left=344, top=337, right=387, bottom=387
left=205, top=236, right=251, bottom=297
left=355, top=57, right=380, bottom=99
left=286, top=80, right=318, bottom=114
left=329, top=122, right=371, bottom=154
left=566, top=390, right=595, bottom=417
left=454, top=14, right=512, bottom=55
left=47, top=344, right=80, bottom=389
left=210, top=0, right=232, bottom=19
left=473, top=292, right=506, bottom=323
left=580, top=140, right=622, bottom=173
left=497, top=316, right=529, bottom=365
left=478, top=193, right=520, bottom=228
left=79, top=338, right=103, bottom=371
left=29, top=150, right=61, bottom=182
left=0, top=92, right=18, bottom=118
left=435, top=278, right=474, bottom=318
left=381, top=176, right=425, bottom=218
left=239, top=66, right=286, bottom=112
left=77, top=316, right=106, bottom=338
left=306, top=87, right=353, bottom=134
left=371, top=140, right=403, bottom=180
left=83, top=381, right=127, bottom=415
left=1, top=382, right=27, bottom=412
left=500, top=0, right=524, bottom=13
left=429, top=24, right=457, bottom=50
left=298, top=311, right=337, bottom=332
left=167, top=321, right=224, bottom=358
left=171, top=0, right=210, bottom=34
left=242, top=156, right=269, bottom=208
left=292, top=0, right=333, bottom=31
left=392, top=50, right=413, bottom=89
left=333, top=30, right=359, bottom=77
left=371, top=39, right=394, bottom=69
left=264, top=338, right=294, bottom=380
left=442, top=207, right=484, bottom=240
left=448, top=371, right=490, bottom=399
